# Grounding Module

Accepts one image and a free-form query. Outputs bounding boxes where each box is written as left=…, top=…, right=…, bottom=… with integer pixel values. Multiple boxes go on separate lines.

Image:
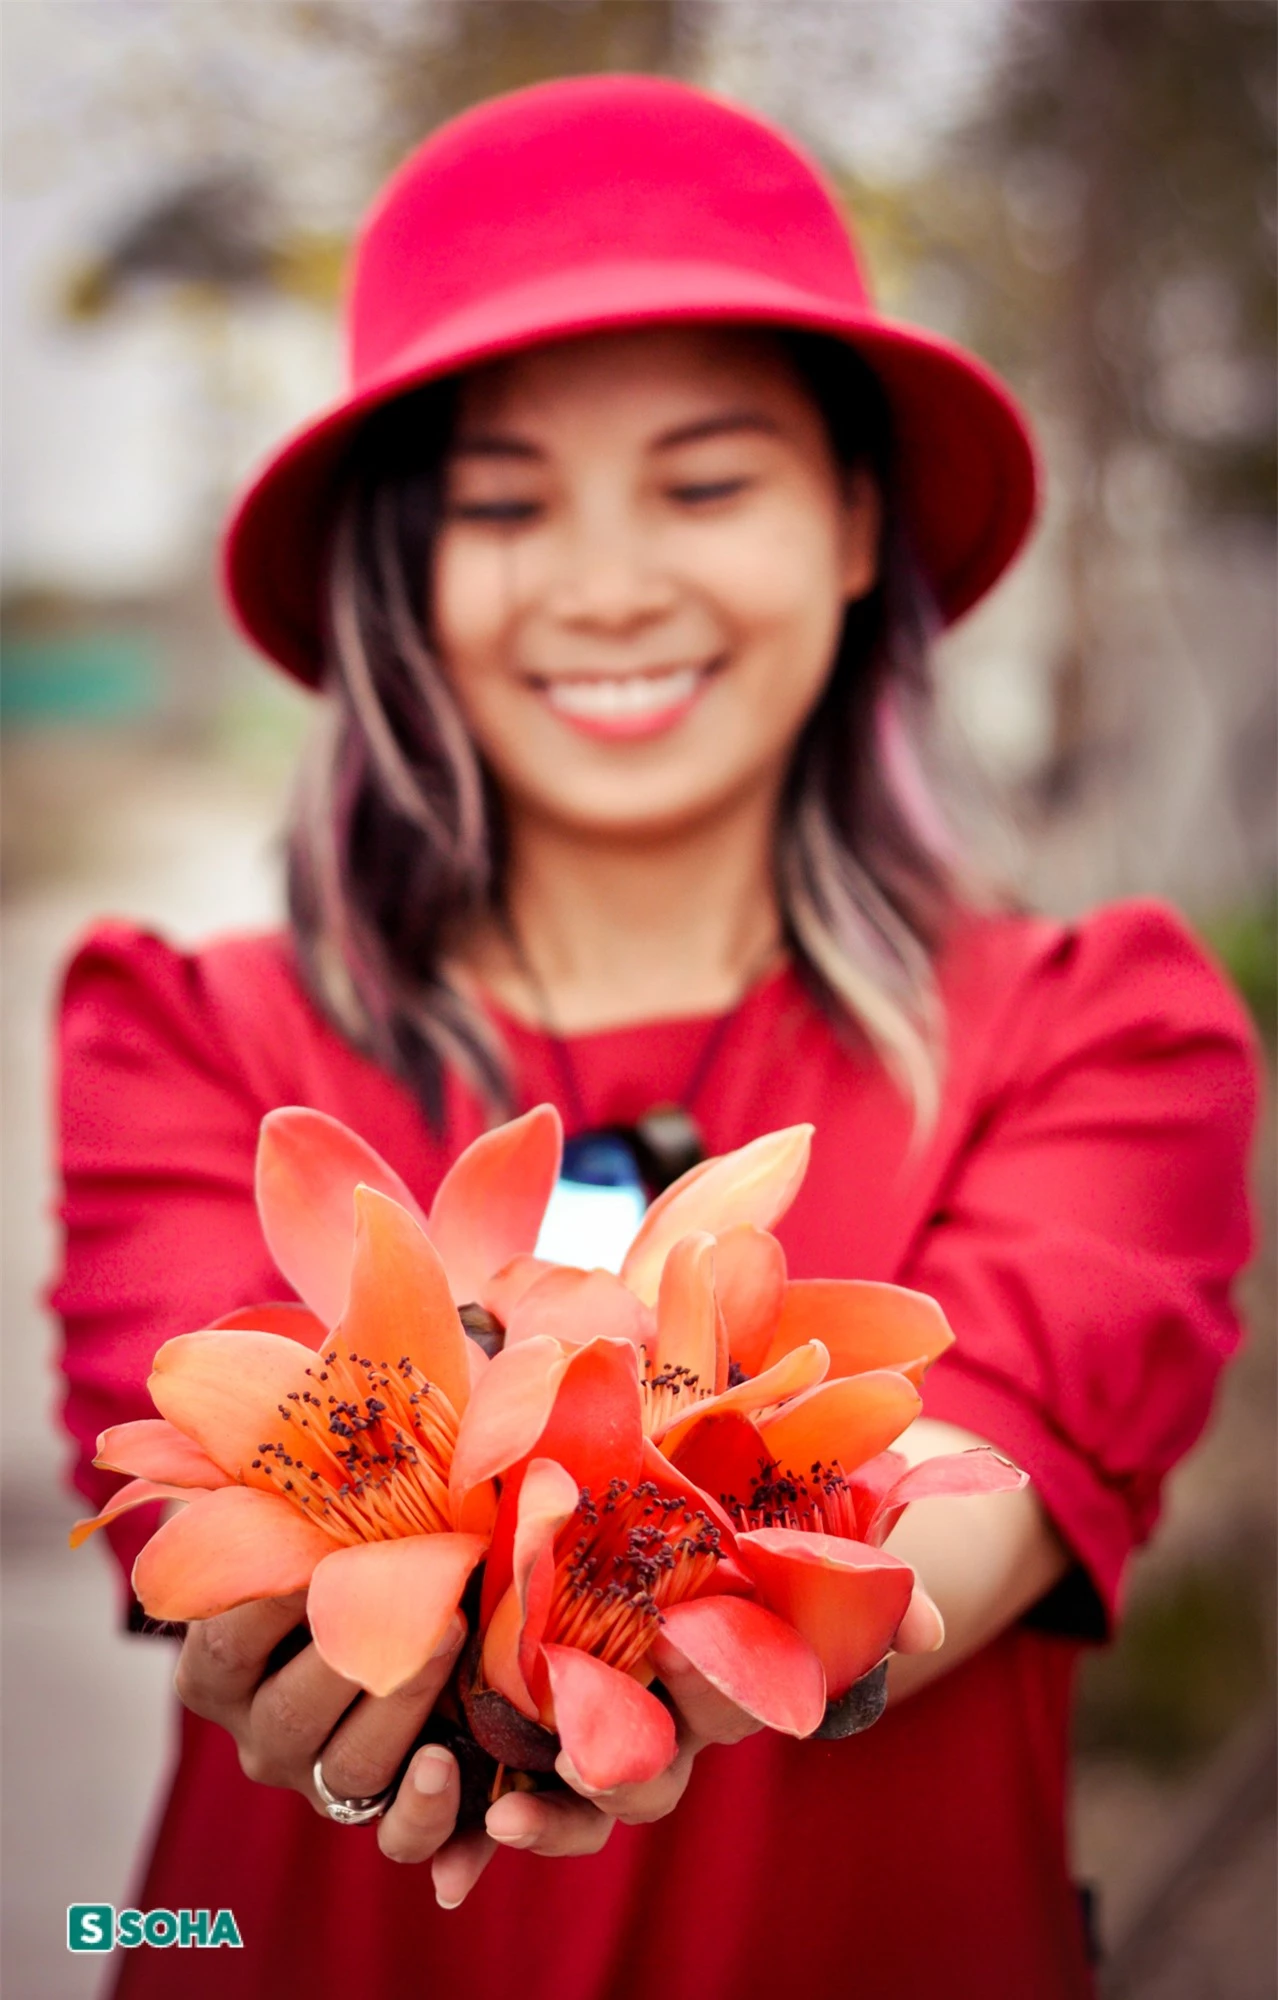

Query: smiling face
left=429, top=325, right=880, bottom=842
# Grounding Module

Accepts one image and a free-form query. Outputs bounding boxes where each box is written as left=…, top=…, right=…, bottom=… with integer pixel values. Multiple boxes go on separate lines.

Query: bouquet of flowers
left=74, top=1106, right=1023, bottom=1809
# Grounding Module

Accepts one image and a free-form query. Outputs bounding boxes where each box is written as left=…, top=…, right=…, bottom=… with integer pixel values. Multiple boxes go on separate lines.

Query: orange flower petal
left=481, top=1583, right=539, bottom=1718
left=657, top=1338, right=829, bottom=1459
left=69, top=1477, right=198, bottom=1550
left=307, top=1532, right=486, bottom=1696
left=512, top=1457, right=580, bottom=1696
left=93, top=1419, right=233, bottom=1489
left=712, top=1225, right=788, bottom=1376
left=256, top=1106, right=426, bottom=1326
left=621, top=1125, right=812, bottom=1306
left=654, top=1593, right=825, bottom=1736
left=477, top=1338, right=646, bottom=1626
left=734, top=1527, right=915, bottom=1699
left=542, top=1644, right=677, bottom=1791
left=338, top=1186, right=472, bottom=1417
left=449, top=1336, right=570, bottom=1513
left=211, top=1302, right=329, bottom=1348
left=759, top=1370, right=922, bottom=1475
left=480, top=1254, right=558, bottom=1324
left=427, top=1105, right=562, bottom=1305
left=505, top=1266, right=652, bottom=1352
left=764, top=1280, right=955, bottom=1380
left=148, top=1329, right=318, bottom=1484
left=667, top=1409, right=771, bottom=1508
left=132, top=1485, right=333, bottom=1621
left=637, top=1435, right=738, bottom=1539
left=529, top=1337, right=644, bottom=1498
left=653, top=1233, right=720, bottom=1400
left=860, top=1447, right=1027, bottom=1546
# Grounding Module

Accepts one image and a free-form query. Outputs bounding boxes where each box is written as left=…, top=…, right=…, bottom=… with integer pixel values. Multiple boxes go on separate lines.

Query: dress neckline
left=478, top=955, right=795, bottom=1050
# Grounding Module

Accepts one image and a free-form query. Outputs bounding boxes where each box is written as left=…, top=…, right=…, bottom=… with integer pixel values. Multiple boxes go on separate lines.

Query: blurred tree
left=985, top=0, right=1275, bottom=516
left=923, top=0, right=1276, bottom=797
left=289, top=0, right=691, bottom=169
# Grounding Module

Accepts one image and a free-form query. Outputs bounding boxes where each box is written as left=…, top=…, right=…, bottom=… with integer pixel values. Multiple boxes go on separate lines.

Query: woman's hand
left=436, top=1575, right=945, bottom=1909
left=175, top=1570, right=946, bottom=1909
left=436, top=1649, right=766, bottom=1907
left=173, top=1591, right=470, bottom=1867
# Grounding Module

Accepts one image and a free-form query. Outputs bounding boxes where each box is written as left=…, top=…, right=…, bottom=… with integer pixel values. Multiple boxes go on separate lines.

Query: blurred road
left=2, top=728, right=288, bottom=2000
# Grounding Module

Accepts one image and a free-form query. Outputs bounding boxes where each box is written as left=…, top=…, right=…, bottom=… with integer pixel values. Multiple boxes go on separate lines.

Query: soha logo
left=68, top=1905, right=242, bottom=1951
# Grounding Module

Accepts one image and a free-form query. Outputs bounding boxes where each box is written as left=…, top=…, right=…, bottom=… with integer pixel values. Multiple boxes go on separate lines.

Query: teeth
left=543, top=668, right=702, bottom=719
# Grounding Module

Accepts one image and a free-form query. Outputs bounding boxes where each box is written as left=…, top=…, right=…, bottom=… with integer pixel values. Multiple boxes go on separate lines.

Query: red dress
left=53, top=900, right=1258, bottom=2000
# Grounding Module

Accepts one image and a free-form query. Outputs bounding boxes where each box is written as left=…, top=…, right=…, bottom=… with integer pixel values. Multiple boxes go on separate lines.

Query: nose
left=541, top=501, right=679, bottom=636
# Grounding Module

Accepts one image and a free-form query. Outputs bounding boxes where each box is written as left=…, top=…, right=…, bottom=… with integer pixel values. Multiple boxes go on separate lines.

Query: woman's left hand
left=427, top=1576, right=945, bottom=1908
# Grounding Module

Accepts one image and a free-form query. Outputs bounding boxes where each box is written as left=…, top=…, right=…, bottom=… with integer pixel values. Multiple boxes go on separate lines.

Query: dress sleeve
left=906, top=901, right=1260, bottom=1634
left=51, top=922, right=280, bottom=1606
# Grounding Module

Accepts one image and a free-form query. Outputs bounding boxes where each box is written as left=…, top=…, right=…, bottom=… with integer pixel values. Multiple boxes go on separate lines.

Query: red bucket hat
left=223, top=73, right=1038, bottom=685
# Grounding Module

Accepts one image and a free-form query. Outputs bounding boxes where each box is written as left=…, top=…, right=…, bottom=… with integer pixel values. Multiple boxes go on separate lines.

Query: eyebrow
left=449, top=409, right=782, bottom=461
left=449, top=433, right=542, bottom=461
left=652, top=411, right=782, bottom=450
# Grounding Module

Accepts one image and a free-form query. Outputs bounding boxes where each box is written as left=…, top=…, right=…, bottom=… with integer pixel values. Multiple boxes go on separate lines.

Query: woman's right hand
left=173, top=1591, right=470, bottom=1868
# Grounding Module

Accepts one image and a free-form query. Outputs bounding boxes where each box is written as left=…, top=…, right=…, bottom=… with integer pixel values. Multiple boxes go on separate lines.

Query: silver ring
left=313, top=1756, right=392, bottom=1826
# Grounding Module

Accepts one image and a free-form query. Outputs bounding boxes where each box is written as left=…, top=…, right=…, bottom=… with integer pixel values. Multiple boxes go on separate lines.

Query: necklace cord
left=506, top=926, right=782, bottom=1133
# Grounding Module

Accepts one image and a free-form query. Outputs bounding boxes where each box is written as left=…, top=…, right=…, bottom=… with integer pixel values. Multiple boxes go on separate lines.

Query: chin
left=512, top=766, right=771, bottom=844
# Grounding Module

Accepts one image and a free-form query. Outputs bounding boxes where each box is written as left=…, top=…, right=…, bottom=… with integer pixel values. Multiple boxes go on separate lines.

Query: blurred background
left=2, top=3, right=1273, bottom=1996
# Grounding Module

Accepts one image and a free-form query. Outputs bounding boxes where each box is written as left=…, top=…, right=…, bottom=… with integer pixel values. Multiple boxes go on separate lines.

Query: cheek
left=700, top=515, right=849, bottom=704
left=430, top=535, right=515, bottom=684
left=701, top=498, right=846, bottom=627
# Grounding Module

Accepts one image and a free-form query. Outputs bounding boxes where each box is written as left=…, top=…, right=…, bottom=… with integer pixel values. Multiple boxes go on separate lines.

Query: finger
left=243, top=1641, right=362, bottom=1789
left=175, top=1591, right=310, bottom=1721
left=432, top=1827, right=498, bottom=1909
left=651, top=1653, right=762, bottom=1745
left=378, top=1744, right=460, bottom=1864
left=315, top=1614, right=467, bottom=1808
left=485, top=1787, right=615, bottom=1858
left=894, top=1582, right=945, bottom=1655
left=554, top=1740, right=695, bottom=1826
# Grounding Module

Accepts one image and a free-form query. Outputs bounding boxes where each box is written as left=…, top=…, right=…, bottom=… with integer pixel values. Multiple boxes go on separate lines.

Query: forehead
left=451, top=323, right=813, bottom=433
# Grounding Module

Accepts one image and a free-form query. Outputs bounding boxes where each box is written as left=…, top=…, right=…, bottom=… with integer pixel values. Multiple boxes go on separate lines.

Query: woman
left=55, top=76, right=1257, bottom=2000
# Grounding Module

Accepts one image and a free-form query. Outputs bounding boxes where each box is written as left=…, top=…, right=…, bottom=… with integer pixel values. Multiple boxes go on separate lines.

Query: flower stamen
left=251, top=1349, right=461, bottom=1546
left=640, top=1357, right=710, bottom=1437
left=723, top=1457, right=860, bottom=1538
left=546, top=1478, right=724, bottom=1674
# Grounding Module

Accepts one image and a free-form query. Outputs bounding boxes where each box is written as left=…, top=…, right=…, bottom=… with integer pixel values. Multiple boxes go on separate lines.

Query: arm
left=900, top=902, right=1260, bottom=1651
left=883, top=1418, right=1068, bottom=1702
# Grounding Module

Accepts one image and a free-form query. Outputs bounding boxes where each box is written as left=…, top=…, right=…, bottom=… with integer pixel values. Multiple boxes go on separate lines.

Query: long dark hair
left=287, top=331, right=958, bottom=1131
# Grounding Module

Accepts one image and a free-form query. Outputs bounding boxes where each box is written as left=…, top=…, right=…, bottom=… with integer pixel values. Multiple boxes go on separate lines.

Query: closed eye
left=446, top=498, right=543, bottom=524
left=669, top=477, right=753, bottom=505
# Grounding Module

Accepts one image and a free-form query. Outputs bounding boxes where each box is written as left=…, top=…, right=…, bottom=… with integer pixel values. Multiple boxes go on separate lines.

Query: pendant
left=533, top=1109, right=705, bottom=1273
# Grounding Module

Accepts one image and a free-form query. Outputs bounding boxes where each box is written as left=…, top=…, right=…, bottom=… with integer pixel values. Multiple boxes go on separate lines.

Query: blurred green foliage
left=1204, top=899, right=1278, bottom=1044
left=1077, top=1551, right=1275, bottom=1769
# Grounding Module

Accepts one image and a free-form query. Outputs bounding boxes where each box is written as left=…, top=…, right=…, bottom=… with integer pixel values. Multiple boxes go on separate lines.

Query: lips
left=530, top=661, right=717, bottom=740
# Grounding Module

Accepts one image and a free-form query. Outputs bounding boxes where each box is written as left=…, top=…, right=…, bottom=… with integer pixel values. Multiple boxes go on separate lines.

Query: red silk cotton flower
left=72, top=1105, right=563, bottom=1696
left=469, top=1339, right=826, bottom=1792
left=73, top=1100, right=1029, bottom=1786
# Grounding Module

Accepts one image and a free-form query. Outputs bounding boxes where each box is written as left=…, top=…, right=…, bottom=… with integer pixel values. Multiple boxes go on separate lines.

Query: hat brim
left=223, top=258, right=1039, bottom=685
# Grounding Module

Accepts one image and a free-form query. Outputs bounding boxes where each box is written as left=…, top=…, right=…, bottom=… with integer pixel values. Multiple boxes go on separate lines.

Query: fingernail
left=430, top=1614, right=466, bottom=1660
left=413, top=1747, right=453, bottom=1798
left=555, top=1753, right=610, bottom=1798
left=436, top=1891, right=464, bottom=1911
left=486, top=1800, right=537, bottom=1847
left=922, top=1599, right=946, bottom=1652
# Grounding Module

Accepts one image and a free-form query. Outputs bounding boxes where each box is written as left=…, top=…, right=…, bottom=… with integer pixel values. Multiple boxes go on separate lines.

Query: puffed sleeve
left=907, top=900, right=1260, bottom=1634
left=51, top=922, right=280, bottom=1605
